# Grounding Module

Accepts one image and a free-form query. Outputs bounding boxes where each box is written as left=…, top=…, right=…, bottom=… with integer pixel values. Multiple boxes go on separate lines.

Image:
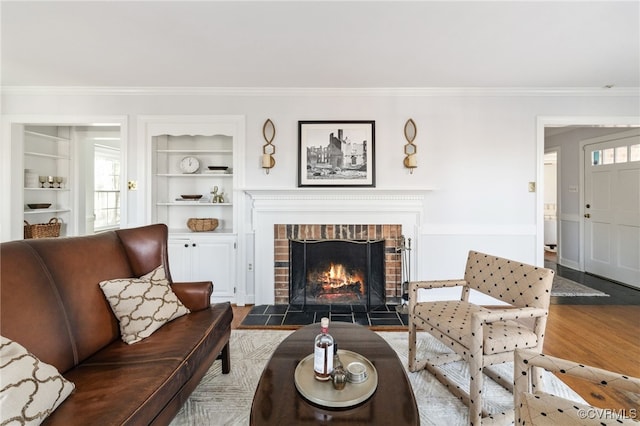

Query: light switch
left=528, top=182, right=536, bottom=192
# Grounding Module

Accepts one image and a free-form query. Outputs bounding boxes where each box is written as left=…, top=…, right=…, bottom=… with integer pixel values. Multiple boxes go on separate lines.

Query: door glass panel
left=631, top=144, right=640, bottom=162
left=602, top=148, right=614, bottom=165
left=615, top=146, right=628, bottom=163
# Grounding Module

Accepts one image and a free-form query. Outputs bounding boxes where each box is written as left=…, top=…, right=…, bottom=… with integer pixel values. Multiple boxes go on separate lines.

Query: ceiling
left=1, top=1, right=639, bottom=88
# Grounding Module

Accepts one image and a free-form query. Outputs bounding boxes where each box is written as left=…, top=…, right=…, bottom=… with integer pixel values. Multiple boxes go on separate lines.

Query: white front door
left=583, top=131, right=640, bottom=288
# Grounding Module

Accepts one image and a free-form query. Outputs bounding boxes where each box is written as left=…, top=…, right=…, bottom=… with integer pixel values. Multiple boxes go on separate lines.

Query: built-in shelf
left=157, top=202, right=232, bottom=206
left=156, top=149, right=232, bottom=154
left=168, top=228, right=235, bottom=235
left=24, top=209, right=70, bottom=215
left=156, top=173, right=233, bottom=178
left=24, top=151, right=69, bottom=160
left=24, top=130, right=70, bottom=142
left=24, top=188, right=70, bottom=192
left=22, top=125, right=73, bottom=239
left=142, top=115, right=245, bottom=304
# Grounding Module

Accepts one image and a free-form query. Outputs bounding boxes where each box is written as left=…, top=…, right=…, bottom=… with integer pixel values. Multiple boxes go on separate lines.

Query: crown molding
left=1, top=86, right=639, bottom=97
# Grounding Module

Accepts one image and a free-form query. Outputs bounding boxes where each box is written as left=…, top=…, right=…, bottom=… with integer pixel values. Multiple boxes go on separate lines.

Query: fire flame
left=320, top=263, right=365, bottom=293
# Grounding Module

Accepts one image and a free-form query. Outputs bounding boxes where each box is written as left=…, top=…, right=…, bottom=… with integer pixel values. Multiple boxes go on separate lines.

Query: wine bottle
left=314, top=317, right=334, bottom=381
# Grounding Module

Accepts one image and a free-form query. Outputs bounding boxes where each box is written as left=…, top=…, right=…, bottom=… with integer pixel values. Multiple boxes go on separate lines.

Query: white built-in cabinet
left=167, top=235, right=236, bottom=299
left=22, top=126, right=74, bottom=238
left=140, top=116, right=245, bottom=303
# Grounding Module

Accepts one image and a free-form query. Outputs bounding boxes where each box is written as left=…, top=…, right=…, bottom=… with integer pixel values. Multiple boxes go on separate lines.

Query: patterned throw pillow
left=99, top=265, right=190, bottom=344
left=0, top=336, right=75, bottom=425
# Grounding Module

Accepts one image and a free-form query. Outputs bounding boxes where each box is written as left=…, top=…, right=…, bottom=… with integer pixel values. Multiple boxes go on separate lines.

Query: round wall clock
left=179, top=156, right=200, bottom=174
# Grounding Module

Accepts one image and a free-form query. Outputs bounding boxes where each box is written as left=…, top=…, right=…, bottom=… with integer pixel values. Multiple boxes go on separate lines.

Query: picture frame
left=298, top=120, right=375, bottom=187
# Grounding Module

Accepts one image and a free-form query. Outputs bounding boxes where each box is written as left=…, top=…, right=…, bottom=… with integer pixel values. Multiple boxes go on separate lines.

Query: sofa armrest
left=171, top=281, right=213, bottom=312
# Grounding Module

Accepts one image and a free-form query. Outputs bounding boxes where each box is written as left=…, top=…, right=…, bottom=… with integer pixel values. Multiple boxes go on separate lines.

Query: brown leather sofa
left=0, top=224, right=233, bottom=425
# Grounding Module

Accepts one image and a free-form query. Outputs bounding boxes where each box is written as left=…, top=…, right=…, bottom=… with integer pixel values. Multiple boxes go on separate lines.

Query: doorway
left=539, top=118, right=640, bottom=288
left=543, top=149, right=559, bottom=263
left=75, top=126, right=122, bottom=234
left=582, top=130, right=640, bottom=288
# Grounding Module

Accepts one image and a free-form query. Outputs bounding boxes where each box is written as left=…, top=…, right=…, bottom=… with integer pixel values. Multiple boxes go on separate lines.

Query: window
left=94, top=145, right=120, bottom=230
left=591, top=143, right=640, bottom=166
left=615, top=146, right=628, bottom=163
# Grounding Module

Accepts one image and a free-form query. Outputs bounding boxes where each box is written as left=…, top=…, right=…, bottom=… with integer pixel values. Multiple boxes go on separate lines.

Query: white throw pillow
left=0, top=336, right=75, bottom=425
left=99, top=265, right=190, bottom=344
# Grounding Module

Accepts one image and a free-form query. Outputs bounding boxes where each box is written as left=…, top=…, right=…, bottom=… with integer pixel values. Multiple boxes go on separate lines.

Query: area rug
left=169, top=330, right=585, bottom=426
left=551, top=275, right=608, bottom=297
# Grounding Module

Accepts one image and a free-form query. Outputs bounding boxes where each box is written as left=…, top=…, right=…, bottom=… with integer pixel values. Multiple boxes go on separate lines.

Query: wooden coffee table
left=250, top=322, right=419, bottom=425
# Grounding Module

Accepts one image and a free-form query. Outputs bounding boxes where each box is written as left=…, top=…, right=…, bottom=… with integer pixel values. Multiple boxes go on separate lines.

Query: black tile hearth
left=241, top=304, right=408, bottom=328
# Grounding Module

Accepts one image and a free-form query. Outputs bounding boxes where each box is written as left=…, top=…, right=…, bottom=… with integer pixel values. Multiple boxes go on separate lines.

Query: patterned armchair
left=408, top=250, right=554, bottom=425
left=514, top=349, right=640, bottom=425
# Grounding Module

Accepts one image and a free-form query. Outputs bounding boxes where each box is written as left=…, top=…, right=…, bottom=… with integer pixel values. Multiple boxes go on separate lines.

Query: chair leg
left=469, top=317, right=485, bottom=426
left=220, top=341, right=231, bottom=374
left=469, top=353, right=483, bottom=426
left=408, top=318, right=419, bottom=372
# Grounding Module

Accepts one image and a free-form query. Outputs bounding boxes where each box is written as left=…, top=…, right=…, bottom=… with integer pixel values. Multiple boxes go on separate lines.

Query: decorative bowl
left=27, top=203, right=52, bottom=209
left=187, top=218, right=219, bottom=232
left=180, top=194, right=203, bottom=200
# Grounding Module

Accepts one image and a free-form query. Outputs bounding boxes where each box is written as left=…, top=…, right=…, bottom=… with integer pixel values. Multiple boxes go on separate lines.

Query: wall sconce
left=261, top=119, right=276, bottom=174
left=403, top=118, right=417, bottom=174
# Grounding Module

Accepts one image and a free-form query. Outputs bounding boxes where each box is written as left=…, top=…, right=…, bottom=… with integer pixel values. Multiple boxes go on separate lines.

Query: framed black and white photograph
left=298, top=120, right=375, bottom=187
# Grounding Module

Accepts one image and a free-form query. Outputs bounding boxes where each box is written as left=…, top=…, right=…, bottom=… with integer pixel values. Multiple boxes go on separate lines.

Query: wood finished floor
left=231, top=304, right=639, bottom=413
left=231, top=261, right=640, bottom=414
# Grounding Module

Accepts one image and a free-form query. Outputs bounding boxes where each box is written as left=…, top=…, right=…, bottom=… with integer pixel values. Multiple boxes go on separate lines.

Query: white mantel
left=245, top=188, right=429, bottom=304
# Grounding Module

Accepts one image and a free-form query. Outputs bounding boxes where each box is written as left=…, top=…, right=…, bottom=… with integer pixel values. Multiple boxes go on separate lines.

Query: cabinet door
left=191, top=238, right=236, bottom=300
left=167, top=238, right=194, bottom=282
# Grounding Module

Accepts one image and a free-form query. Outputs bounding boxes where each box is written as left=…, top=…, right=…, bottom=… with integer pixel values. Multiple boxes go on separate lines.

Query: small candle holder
left=262, top=119, right=276, bottom=174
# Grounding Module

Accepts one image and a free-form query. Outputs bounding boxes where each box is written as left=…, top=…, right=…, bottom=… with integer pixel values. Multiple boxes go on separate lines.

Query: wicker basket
left=187, top=218, right=219, bottom=232
left=24, top=218, right=62, bottom=239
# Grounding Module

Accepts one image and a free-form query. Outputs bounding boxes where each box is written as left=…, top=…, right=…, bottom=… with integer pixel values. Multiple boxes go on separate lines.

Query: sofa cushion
left=48, top=303, right=233, bottom=425
left=0, top=241, right=76, bottom=373
left=26, top=232, right=135, bottom=365
left=0, top=336, right=75, bottom=425
left=99, top=266, right=190, bottom=344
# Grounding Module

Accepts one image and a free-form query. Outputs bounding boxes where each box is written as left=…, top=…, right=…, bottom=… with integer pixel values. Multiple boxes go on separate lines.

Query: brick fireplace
left=245, top=189, right=425, bottom=306
left=273, top=224, right=403, bottom=305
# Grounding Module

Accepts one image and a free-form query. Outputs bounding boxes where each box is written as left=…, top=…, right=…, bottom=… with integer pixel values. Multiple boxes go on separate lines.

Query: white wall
left=2, top=88, right=639, bottom=302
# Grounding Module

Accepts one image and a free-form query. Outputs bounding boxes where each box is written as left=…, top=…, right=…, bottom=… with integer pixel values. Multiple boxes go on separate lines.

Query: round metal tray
left=294, top=350, right=378, bottom=408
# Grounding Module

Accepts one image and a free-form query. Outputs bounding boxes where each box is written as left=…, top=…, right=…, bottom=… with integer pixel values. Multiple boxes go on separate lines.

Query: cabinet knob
left=192, top=243, right=196, bottom=247
left=184, top=243, right=189, bottom=248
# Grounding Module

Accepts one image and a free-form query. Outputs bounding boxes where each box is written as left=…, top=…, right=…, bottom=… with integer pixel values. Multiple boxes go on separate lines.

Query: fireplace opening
left=289, top=239, right=385, bottom=310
